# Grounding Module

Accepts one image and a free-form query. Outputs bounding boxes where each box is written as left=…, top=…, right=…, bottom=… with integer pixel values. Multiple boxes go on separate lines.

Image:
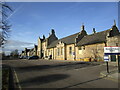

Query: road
left=2, top=59, right=119, bottom=89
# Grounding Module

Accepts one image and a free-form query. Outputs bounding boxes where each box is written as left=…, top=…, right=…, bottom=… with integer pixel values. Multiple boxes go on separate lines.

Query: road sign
left=104, top=46, right=120, bottom=73
left=104, top=55, right=109, bottom=61
left=104, top=47, right=120, bottom=55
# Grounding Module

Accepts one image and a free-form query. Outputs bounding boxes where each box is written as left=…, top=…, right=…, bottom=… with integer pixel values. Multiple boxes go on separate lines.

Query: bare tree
left=91, top=45, right=102, bottom=61
left=0, top=1, right=13, bottom=47
left=10, top=49, right=19, bottom=59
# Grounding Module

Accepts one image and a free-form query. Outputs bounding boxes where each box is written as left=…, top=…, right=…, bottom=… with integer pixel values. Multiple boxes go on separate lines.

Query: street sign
left=104, top=47, right=120, bottom=55
left=104, top=46, right=120, bottom=73
left=104, top=55, right=109, bottom=61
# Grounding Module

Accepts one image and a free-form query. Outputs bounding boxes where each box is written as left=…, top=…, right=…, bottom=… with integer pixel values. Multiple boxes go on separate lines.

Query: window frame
left=69, top=47, right=72, bottom=55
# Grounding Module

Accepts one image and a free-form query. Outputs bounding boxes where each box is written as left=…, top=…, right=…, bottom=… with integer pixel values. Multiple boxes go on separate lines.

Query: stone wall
left=53, top=41, right=65, bottom=60
left=66, top=44, right=75, bottom=60
left=42, top=42, right=47, bottom=58
left=107, top=35, right=120, bottom=46
left=75, top=43, right=105, bottom=61
left=37, top=38, right=42, bottom=58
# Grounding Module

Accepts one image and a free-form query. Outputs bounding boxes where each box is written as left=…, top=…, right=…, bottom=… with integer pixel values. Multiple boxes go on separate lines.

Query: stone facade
left=37, top=29, right=58, bottom=59
left=75, top=43, right=105, bottom=61
left=21, top=21, right=120, bottom=62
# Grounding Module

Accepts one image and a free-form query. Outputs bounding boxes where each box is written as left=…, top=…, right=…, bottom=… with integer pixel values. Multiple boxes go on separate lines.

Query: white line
left=13, top=69, right=22, bottom=90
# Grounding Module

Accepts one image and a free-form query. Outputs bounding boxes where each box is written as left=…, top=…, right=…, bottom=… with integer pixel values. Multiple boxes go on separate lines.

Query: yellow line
left=13, top=69, right=22, bottom=90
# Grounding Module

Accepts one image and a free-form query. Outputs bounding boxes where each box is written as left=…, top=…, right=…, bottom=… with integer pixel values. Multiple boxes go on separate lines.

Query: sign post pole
left=118, top=55, right=120, bottom=73
left=104, top=55, right=109, bottom=73
left=106, top=61, right=109, bottom=73
left=104, top=47, right=120, bottom=73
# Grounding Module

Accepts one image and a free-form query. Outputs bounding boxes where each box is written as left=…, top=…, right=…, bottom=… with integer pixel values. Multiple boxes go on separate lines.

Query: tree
left=0, top=1, right=13, bottom=47
left=91, top=45, right=102, bottom=62
left=2, top=51, right=5, bottom=59
left=10, top=49, right=19, bottom=59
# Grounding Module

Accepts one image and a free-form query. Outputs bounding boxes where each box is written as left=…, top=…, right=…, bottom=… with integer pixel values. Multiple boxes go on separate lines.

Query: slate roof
left=76, top=29, right=111, bottom=46
left=47, top=32, right=79, bottom=48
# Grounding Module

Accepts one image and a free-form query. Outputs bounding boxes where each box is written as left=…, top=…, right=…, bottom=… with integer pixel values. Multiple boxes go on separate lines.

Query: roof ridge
left=58, top=32, right=79, bottom=40
left=87, top=28, right=111, bottom=36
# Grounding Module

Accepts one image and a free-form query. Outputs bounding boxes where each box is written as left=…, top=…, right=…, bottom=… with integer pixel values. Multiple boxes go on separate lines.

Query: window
left=51, top=50, right=52, bottom=55
left=61, top=47, right=63, bottom=55
left=57, top=48, right=60, bottom=56
left=69, top=47, right=72, bottom=55
left=48, top=50, right=50, bottom=55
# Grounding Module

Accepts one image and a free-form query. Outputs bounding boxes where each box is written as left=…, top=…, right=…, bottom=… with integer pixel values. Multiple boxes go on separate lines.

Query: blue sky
left=4, top=2, right=118, bottom=54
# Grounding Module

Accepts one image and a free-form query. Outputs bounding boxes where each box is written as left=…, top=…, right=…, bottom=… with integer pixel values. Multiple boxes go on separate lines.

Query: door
left=110, top=55, right=116, bottom=62
left=118, top=55, right=120, bottom=62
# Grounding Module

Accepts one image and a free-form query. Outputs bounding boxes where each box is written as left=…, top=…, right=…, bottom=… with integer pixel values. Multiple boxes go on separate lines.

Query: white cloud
left=2, top=40, right=35, bottom=55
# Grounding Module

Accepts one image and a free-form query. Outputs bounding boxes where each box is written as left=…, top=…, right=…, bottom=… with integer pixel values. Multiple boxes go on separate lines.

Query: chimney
left=43, top=35, right=45, bottom=40
left=81, top=23, right=85, bottom=31
left=51, top=29, right=55, bottom=34
left=93, top=28, right=96, bottom=33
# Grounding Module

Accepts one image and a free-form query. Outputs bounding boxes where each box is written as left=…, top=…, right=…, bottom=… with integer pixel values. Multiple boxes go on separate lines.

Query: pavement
left=100, top=62, right=120, bottom=84
left=100, top=68, right=118, bottom=81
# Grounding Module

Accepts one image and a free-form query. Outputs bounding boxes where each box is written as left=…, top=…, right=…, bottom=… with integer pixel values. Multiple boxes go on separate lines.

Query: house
left=37, top=29, right=58, bottom=59
left=21, top=21, right=120, bottom=62
left=76, top=21, right=120, bottom=62
left=47, top=24, right=87, bottom=60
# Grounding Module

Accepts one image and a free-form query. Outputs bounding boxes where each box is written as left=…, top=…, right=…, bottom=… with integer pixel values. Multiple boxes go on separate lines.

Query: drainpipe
left=74, top=44, right=76, bottom=61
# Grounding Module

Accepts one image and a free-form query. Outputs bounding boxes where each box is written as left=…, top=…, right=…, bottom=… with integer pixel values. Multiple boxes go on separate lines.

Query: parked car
left=19, top=56, right=23, bottom=59
left=28, top=56, right=39, bottom=60
left=19, top=56, right=29, bottom=59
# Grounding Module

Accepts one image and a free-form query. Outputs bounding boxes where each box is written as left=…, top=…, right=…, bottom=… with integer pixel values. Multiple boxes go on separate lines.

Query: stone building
left=47, top=24, right=87, bottom=60
left=75, top=22, right=120, bottom=62
left=37, top=29, right=58, bottom=59
left=21, top=21, right=120, bottom=62
left=28, top=45, right=38, bottom=56
left=20, top=44, right=38, bottom=57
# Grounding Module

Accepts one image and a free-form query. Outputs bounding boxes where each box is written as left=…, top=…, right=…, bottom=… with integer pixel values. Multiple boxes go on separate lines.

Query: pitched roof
left=47, top=32, right=79, bottom=48
left=76, top=29, right=111, bottom=46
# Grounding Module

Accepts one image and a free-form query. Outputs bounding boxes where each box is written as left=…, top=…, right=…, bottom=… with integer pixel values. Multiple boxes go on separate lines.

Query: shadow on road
left=20, top=74, right=70, bottom=87
left=16, top=62, right=100, bottom=72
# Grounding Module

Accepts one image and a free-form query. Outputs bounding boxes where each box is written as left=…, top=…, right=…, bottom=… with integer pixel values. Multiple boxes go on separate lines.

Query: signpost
left=104, top=55, right=109, bottom=73
left=104, top=47, right=120, bottom=73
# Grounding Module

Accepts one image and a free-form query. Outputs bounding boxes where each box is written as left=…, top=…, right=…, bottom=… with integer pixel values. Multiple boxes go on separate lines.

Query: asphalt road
left=2, top=59, right=119, bottom=89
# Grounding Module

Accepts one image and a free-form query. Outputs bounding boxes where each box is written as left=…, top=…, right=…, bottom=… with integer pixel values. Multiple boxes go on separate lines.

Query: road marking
left=13, top=69, right=22, bottom=90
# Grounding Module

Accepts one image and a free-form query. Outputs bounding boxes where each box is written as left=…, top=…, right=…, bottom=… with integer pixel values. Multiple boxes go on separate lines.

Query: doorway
left=118, top=55, right=120, bottom=62
left=110, top=55, right=116, bottom=62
